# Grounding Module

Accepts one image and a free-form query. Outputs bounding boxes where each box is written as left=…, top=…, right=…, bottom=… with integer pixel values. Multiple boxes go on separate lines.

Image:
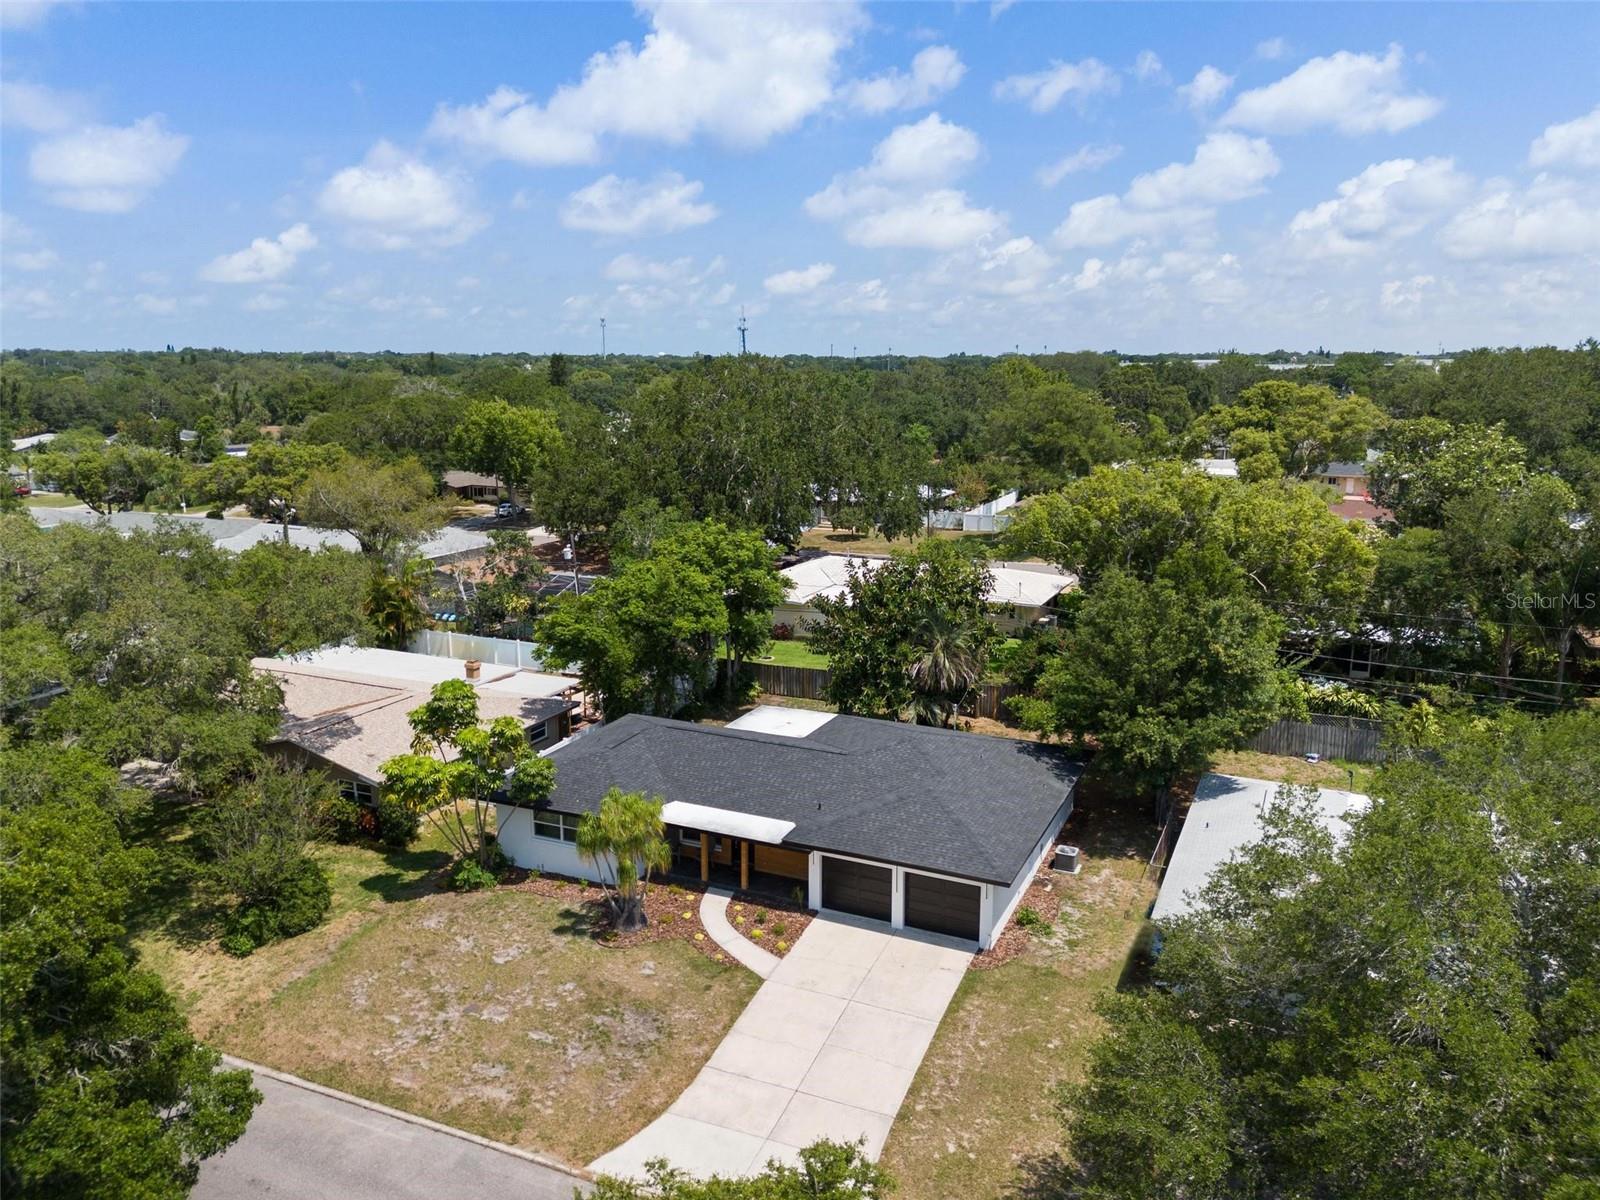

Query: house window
left=339, top=779, right=376, bottom=807
left=678, top=828, right=723, bottom=852
left=526, top=721, right=550, bottom=747
left=534, top=811, right=581, bottom=843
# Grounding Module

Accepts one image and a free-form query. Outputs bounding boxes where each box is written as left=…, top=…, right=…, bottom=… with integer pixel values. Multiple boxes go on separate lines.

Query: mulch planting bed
left=499, top=870, right=814, bottom=967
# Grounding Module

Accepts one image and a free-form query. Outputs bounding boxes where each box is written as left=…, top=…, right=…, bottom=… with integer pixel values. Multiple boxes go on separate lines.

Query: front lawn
left=130, top=804, right=759, bottom=1168
left=744, top=639, right=831, bottom=669
left=880, top=786, right=1157, bottom=1199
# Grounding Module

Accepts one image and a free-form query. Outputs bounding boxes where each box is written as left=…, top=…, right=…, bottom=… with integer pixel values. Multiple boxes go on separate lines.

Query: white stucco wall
left=494, top=805, right=608, bottom=882
left=985, top=795, right=1072, bottom=942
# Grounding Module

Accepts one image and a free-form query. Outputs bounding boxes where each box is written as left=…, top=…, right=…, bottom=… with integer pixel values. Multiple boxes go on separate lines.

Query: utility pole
left=600, top=317, right=607, bottom=358
left=737, top=308, right=749, bottom=355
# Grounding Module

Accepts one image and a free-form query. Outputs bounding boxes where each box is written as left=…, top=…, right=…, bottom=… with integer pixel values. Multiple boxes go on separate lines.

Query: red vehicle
left=12, top=482, right=31, bottom=497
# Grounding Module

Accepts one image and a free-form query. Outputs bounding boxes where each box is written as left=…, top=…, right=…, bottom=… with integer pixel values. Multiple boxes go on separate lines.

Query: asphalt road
left=194, top=1064, right=590, bottom=1200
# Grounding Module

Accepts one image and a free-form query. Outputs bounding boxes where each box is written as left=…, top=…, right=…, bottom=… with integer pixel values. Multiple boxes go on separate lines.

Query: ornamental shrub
left=375, top=793, right=418, bottom=847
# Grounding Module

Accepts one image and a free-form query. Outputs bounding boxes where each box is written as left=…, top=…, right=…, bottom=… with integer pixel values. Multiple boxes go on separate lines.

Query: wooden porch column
left=699, top=832, right=710, bottom=883
left=740, top=840, right=750, bottom=891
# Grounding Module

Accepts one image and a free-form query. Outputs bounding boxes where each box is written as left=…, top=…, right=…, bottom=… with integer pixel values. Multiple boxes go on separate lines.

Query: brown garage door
left=903, top=871, right=981, bottom=941
left=820, top=856, right=892, bottom=922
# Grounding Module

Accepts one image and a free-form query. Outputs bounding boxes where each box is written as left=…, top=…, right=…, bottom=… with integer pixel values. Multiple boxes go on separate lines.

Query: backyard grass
left=21, top=491, right=80, bottom=507
left=129, top=800, right=758, bottom=1168
left=798, top=526, right=995, bottom=556
left=743, top=639, right=832, bottom=669
left=880, top=787, right=1157, bottom=1200
left=1209, top=748, right=1376, bottom=792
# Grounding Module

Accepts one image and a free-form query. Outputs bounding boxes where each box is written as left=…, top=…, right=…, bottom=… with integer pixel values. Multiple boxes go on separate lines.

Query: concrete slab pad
left=851, top=962, right=965, bottom=1020
left=748, top=1140, right=808, bottom=1173
left=797, top=1044, right=916, bottom=1116
left=768, top=953, right=872, bottom=999
left=730, top=983, right=847, bottom=1051
left=876, top=934, right=976, bottom=974
left=769, top=1093, right=895, bottom=1160
left=826, top=1004, right=939, bottom=1071
left=669, top=1068, right=794, bottom=1139
left=785, top=917, right=893, bottom=968
left=706, top=1031, right=818, bottom=1090
left=590, top=1113, right=766, bottom=1181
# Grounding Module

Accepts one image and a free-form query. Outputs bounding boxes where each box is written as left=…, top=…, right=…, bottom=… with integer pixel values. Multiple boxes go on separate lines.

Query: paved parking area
left=589, top=913, right=972, bottom=1180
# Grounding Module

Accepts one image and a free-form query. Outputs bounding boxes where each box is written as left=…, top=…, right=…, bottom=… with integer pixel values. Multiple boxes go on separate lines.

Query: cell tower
left=737, top=308, right=749, bottom=355
left=600, top=317, right=607, bottom=358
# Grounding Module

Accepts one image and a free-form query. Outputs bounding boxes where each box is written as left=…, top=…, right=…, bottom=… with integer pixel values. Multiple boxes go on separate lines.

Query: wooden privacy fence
left=746, top=661, right=1023, bottom=721
left=1246, top=714, right=1385, bottom=763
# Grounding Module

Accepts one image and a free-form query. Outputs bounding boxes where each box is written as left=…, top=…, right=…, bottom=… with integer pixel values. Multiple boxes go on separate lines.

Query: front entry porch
left=667, top=826, right=809, bottom=899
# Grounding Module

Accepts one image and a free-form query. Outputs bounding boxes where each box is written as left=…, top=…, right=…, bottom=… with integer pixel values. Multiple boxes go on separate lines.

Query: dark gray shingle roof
left=530, top=714, right=1080, bottom=886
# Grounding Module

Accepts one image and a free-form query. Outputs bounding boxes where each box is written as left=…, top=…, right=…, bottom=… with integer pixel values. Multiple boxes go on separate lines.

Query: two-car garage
left=818, top=854, right=982, bottom=942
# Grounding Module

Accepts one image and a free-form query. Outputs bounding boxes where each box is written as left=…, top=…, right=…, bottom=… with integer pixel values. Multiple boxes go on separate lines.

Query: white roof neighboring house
left=1152, top=772, right=1369, bottom=922
left=780, top=553, right=1076, bottom=611
left=1194, top=457, right=1239, bottom=478
left=11, top=432, right=57, bottom=452
left=255, top=648, right=578, bottom=784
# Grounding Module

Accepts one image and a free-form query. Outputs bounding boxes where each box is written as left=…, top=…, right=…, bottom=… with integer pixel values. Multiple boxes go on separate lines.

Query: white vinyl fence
left=409, top=629, right=552, bottom=672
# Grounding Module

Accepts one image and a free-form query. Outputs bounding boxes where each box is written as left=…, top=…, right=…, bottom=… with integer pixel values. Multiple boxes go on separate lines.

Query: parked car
left=12, top=482, right=31, bottom=497
left=496, top=501, right=526, bottom=520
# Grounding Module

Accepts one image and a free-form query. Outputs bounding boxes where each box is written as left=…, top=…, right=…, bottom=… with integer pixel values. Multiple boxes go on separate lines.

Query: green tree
left=1368, top=419, right=1528, bottom=528
left=450, top=398, right=564, bottom=511
left=575, top=787, right=672, bottom=932
left=1190, top=380, right=1384, bottom=479
left=228, top=540, right=375, bottom=656
left=592, top=1140, right=893, bottom=1199
left=1, top=796, right=259, bottom=1197
left=463, top=529, right=547, bottom=635
left=296, top=456, right=447, bottom=564
left=1012, top=571, right=1285, bottom=791
left=536, top=553, right=728, bottom=719
left=809, top=541, right=998, bottom=725
left=656, top=520, right=787, bottom=700
left=1060, top=711, right=1600, bottom=1200
left=379, top=679, right=556, bottom=871
left=236, top=441, right=348, bottom=537
left=981, top=359, right=1131, bottom=493
left=364, top=557, right=429, bottom=649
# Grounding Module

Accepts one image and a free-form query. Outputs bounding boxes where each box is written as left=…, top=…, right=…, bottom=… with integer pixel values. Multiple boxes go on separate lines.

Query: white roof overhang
left=660, top=801, right=796, bottom=845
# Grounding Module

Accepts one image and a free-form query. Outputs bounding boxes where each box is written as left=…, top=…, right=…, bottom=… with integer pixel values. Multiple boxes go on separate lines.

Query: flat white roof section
left=660, top=801, right=796, bottom=845
left=275, top=645, right=514, bottom=688
left=1152, top=773, right=1369, bottom=923
left=477, top=671, right=578, bottom=700
left=780, top=554, right=1074, bottom=610
left=725, top=705, right=838, bottom=738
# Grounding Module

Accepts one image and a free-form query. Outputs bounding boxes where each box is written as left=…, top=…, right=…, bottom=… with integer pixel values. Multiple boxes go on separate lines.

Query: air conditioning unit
left=1053, top=845, right=1081, bottom=874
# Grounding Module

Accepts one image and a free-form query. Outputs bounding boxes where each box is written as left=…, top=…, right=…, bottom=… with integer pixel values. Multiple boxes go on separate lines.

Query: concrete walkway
left=699, top=887, right=780, bottom=979
left=589, top=913, right=972, bottom=1181
left=196, top=1058, right=589, bottom=1199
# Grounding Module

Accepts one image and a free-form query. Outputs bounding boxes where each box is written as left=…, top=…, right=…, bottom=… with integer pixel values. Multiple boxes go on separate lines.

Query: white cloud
left=1037, top=143, right=1123, bottom=187
left=430, top=2, right=863, bottom=161
left=1529, top=104, right=1600, bottom=170
left=838, top=278, right=889, bottom=314
left=29, top=115, right=188, bottom=212
left=989, top=0, right=1017, bottom=19
left=1439, top=177, right=1600, bottom=260
left=318, top=141, right=485, bottom=249
left=1222, top=44, right=1441, bottom=135
left=0, top=79, right=89, bottom=132
left=560, top=172, right=717, bottom=237
left=427, top=85, right=599, bottom=166
left=1177, top=66, right=1234, bottom=112
left=592, top=255, right=730, bottom=315
left=764, top=262, right=836, bottom=295
left=1286, top=157, right=1471, bottom=257
left=1054, top=133, right=1277, bottom=249
left=135, top=292, right=178, bottom=315
left=805, top=115, right=1001, bottom=251
left=604, top=253, right=710, bottom=283
left=1134, top=51, right=1166, bottom=84
left=844, top=45, right=965, bottom=114
left=0, top=0, right=72, bottom=30
left=1255, top=37, right=1290, bottom=61
left=0, top=214, right=57, bottom=272
left=242, top=292, right=290, bottom=313
left=1124, top=132, right=1279, bottom=208
left=994, top=57, right=1119, bottom=114
left=1070, top=257, right=1107, bottom=291
left=1380, top=274, right=1435, bottom=316
left=200, top=224, right=317, bottom=283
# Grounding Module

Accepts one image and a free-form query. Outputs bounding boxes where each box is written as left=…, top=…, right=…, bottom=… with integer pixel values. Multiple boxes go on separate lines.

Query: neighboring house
left=773, top=552, right=1076, bottom=636
left=494, top=705, right=1081, bottom=947
left=11, top=432, right=57, bottom=453
left=442, top=470, right=502, bottom=502
left=1312, top=460, right=1369, bottom=496
left=924, top=489, right=1019, bottom=534
left=1151, top=772, right=1369, bottom=923
left=255, top=646, right=580, bottom=806
left=1194, top=457, right=1239, bottom=479
left=28, top=508, right=493, bottom=565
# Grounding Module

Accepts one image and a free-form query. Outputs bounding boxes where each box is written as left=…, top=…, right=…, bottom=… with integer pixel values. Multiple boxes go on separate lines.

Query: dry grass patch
left=1210, top=748, right=1375, bottom=792
left=208, top=886, right=757, bottom=1166
left=880, top=795, right=1157, bottom=1200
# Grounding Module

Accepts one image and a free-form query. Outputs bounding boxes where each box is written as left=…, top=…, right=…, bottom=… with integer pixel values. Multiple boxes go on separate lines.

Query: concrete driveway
left=589, top=913, right=972, bottom=1180
left=195, top=1061, right=588, bottom=1199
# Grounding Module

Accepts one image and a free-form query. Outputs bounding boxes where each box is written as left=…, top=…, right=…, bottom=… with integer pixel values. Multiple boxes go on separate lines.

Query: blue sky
left=2, top=1, right=1597, bottom=354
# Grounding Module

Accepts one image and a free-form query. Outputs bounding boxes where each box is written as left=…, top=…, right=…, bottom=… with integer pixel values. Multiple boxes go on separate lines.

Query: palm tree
left=576, top=788, right=672, bottom=932
left=907, top=610, right=987, bottom=728
left=364, top=557, right=428, bottom=648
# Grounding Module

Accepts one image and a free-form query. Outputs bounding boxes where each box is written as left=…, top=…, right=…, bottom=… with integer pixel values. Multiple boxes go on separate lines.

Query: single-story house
left=773, top=552, right=1076, bottom=637
left=1313, top=461, right=1369, bottom=496
left=255, top=646, right=579, bottom=805
left=1151, top=772, right=1369, bottom=923
left=28, top=508, right=493, bottom=565
left=11, top=432, right=57, bottom=453
left=494, top=704, right=1081, bottom=947
left=1194, top=457, right=1240, bottom=478
left=442, top=470, right=502, bottom=502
